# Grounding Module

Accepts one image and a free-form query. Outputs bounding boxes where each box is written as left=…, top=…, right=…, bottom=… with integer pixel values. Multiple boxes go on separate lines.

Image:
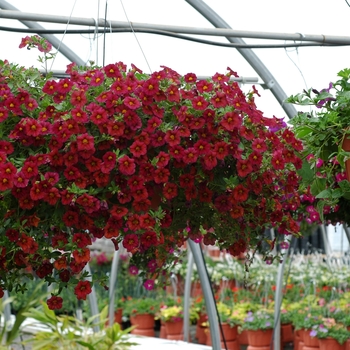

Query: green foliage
left=288, top=70, right=350, bottom=225
left=122, top=297, right=160, bottom=317
left=23, top=303, right=137, bottom=350
left=241, top=309, right=274, bottom=331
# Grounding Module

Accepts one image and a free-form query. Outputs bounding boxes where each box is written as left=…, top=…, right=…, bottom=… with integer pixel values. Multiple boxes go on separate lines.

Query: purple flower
left=316, top=82, right=335, bottom=108
left=310, top=330, right=317, bottom=337
left=265, top=321, right=271, bottom=328
left=280, top=242, right=289, bottom=249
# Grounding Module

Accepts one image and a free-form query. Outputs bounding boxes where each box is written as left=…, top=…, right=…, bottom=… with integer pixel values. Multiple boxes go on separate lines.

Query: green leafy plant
left=241, top=309, right=274, bottom=331
left=287, top=68, right=350, bottom=225
left=24, top=303, right=137, bottom=350
left=122, top=297, right=160, bottom=317
left=159, top=305, right=183, bottom=322
left=310, top=318, right=350, bottom=345
left=216, top=302, right=240, bottom=327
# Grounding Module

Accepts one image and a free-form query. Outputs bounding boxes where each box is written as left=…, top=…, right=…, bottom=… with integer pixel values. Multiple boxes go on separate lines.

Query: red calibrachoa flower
left=0, top=36, right=305, bottom=310
left=74, top=280, right=92, bottom=300
left=47, top=295, right=63, bottom=310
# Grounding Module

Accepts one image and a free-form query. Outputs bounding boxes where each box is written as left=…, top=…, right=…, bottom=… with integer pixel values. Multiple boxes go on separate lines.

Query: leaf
left=315, top=189, right=332, bottom=199
left=297, top=161, right=314, bottom=184
left=76, top=340, right=96, bottom=350
left=294, top=126, right=313, bottom=138
left=331, top=188, right=344, bottom=199
left=338, top=68, right=350, bottom=79
left=310, top=177, right=327, bottom=196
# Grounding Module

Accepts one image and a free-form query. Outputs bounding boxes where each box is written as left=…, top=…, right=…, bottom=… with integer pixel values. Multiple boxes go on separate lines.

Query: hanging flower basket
left=0, top=36, right=303, bottom=308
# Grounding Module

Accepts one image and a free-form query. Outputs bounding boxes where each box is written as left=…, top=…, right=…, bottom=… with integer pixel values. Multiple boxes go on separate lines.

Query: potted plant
left=241, top=309, right=274, bottom=347
left=287, top=69, right=350, bottom=225
left=205, top=301, right=241, bottom=349
left=0, top=35, right=303, bottom=309
left=159, top=305, right=184, bottom=339
left=122, top=297, right=159, bottom=337
left=310, top=318, right=350, bottom=350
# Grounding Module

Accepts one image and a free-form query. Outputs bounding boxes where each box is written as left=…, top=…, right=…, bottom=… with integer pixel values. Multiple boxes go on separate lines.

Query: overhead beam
left=1, top=8, right=350, bottom=44
left=185, top=0, right=297, bottom=119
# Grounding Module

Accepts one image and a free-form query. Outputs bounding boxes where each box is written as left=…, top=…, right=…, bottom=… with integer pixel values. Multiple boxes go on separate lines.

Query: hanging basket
left=342, top=133, right=350, bottom=182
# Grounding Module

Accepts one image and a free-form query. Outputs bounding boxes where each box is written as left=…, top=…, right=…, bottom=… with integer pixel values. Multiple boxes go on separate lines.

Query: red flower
left=164, top=130, right=181, bottom=147
left=191, top=96, right=209, bottom=111
left=251, top=139, right=267, bottom=153
left=156, top=151, right=170, bottom=168
left=163, top=182, right=178, bottom=200
left=127, top=214, right=142, bottom=231
left=196, top=80, right=213, bottom=93
left=230, top=205, right=244, bottom=218
left=47, top=295, right=63, bottom=310
left=76, top=133, right=95, bottom=152
left=73, top=248, right=91, bottom=264
left=74, top=281, right=92, bottom=300
left=183, top=148, right=198, bottom=164
left=142, top=78, right=159, bottom=96
left=231, top=185, right=249, bottom=203
left=237, top=159, right=253, bottom=177
left=140, top=231, right=158, bottom=249
left=184, top=73, right=197, bottom=83
left=129, top=140, right=147, bottom=157
left=214, top=141, right=229, bottom=160
left=201, top=151, right=217, bottom=170
left=42, top=80, right=57, bottom=95
left=124, top=96, right=141, bottom=110
left=271, top=150, right=285, bottom=170
left=118, top=155, right=136, bottom=176
left=210, top=91, right=227, bottom=108
left=122, top=233, right=139, bottom=252
left=154, top=167, right=170, bottom=184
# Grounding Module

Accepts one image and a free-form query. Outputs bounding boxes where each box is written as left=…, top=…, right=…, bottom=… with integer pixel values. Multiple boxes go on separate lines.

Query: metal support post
left=183, top=248, right=194, bottom=342
left=84, top=263, right=100, bottom=332
left=188, top=239, right=221, bottom=350
left=108, top=245, right=121, bottom=327
left=273, top=240, right=289, bottom=350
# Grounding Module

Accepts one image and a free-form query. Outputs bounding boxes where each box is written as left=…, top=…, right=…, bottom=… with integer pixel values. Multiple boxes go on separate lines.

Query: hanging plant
left=287, top=69, right=350, bottom=225
left=0, top=36, right=303, bottom=309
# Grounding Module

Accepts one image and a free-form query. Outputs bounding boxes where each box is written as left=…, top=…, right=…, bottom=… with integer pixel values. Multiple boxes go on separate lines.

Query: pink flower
left=143, top=279, right=155, bottom=291
left=316, top=158, right=324, bottom=168
left=129, top=265, right=139, bottom=275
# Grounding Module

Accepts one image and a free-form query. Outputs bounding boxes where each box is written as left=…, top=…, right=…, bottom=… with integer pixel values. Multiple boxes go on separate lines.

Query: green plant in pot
left=310, top=318, right=350, bottom=346
left=159, top=305, right=184, bottom=323
left=287, top=69, right=350, bottom=225
left=241, top=309, right=274, bottom=331
left=217, top=302, right=240, bottom=328
left=122, top=297, right=160, bottom=318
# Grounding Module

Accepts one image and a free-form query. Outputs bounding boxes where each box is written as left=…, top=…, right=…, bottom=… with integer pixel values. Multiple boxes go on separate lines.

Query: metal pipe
left=108, top=247, right=121, bottom=327
left=273, top=241, right=289, bottom=350
left=183, top=248, right=194, bottom=342
left=343, top=225, right=350, bottom=245
left=2, top=8, right=350, bottom=44
left=0, top=1, right=85, bottom=66
left=185, top=0, right=298, bottom=120
left=84, top=263, right=100, bottom=332
left=188, top=239, right=221, bottom=350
